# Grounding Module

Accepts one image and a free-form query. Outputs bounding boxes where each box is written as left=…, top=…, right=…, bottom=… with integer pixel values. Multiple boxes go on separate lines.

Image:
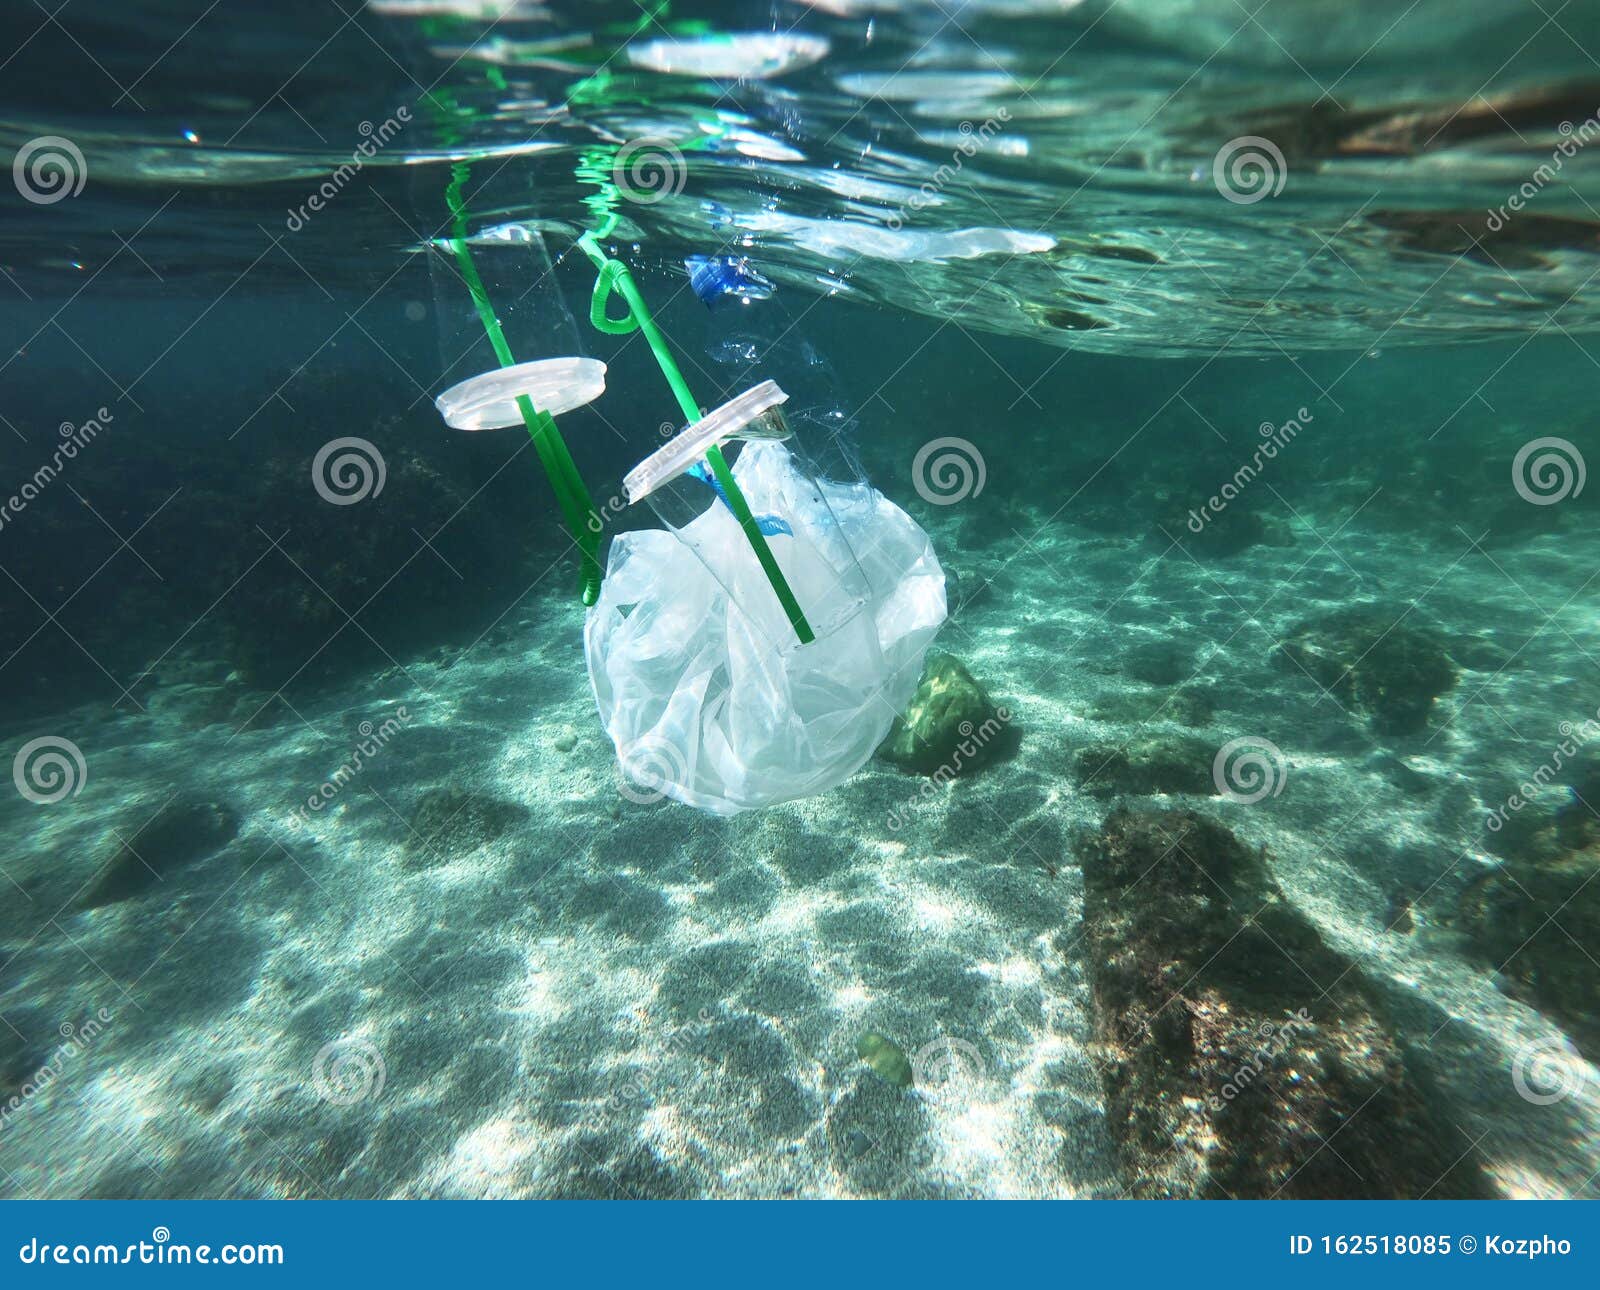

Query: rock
left=856, top=1031, right=914, bottom=1088
left=404, top=789, right=528, bottom=868
left=552, top=727, right=578, bottom=754
left=80, top=798, right=240, bottom=910
left=1458, top=808, right=1600, bottom=1063
left=1073, top=734, right=1217, bottom=797
left=1275, top=607, right=1457, bottom=735
left=877, top=654, right=1013, bottom=776
left=1077, top=807, right=1491, bottom=1198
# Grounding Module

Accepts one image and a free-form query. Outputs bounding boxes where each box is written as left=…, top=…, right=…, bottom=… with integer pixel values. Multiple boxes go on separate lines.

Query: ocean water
left=1, top=0, right=1598, bottom=1200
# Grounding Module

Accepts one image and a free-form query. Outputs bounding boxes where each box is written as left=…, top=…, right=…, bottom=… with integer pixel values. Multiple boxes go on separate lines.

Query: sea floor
left=2, top=486, right=1598, bottom=1199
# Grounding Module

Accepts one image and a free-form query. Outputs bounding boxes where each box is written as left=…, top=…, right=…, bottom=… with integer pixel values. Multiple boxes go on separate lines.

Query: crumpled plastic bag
left=585, top=441, right=947, bottom=814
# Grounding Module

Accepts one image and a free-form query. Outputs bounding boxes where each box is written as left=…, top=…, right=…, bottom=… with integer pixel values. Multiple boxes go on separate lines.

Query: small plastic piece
left=686, top=255, right=775, bottom=307
left=624, top=381, right=789, bottom=504
left=436, top=357, right=606, bottom=431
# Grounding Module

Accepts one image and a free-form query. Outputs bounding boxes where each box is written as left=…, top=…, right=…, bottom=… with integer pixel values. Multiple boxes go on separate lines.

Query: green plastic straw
left=445, top=164, right=603, bottom=605
left=576, top=231, right=814, bottom=645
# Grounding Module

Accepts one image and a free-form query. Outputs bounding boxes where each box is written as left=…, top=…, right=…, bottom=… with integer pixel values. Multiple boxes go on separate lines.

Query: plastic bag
left=585, top=440, right=947, bottom=814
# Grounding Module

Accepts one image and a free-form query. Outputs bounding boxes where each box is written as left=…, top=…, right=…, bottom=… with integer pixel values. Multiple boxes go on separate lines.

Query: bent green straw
left=445, top=163, right=604, bottom=606
left=576, top=229, right=815, bottom=646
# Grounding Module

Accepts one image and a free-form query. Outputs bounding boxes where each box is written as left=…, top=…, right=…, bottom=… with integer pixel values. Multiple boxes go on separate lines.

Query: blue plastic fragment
left=688, top=460, right=792, bottom=536
left=685, top=255, right=776, bottom=308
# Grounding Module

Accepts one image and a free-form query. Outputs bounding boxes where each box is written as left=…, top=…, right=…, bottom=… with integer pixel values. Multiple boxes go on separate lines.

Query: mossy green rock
left=1079, top=807, right=1491, bottom=1198
left=877, top=654, right=1008, bottom=776
left=1460, top=824, right=1600, bottom=1063
left=856, top=1031, right=914, bottom=1088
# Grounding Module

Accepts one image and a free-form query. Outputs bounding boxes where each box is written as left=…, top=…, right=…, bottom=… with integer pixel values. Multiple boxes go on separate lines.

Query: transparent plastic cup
left=624, top=382, right=873, bottom=655
left=436, top=357, right=607, bottom=430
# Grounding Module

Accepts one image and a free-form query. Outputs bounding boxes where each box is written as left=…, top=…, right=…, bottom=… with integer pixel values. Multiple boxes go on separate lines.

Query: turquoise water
left=1, top=1, right=1598, bottom=1198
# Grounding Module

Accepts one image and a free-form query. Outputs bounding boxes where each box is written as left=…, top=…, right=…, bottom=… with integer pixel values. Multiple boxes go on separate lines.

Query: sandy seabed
left=2, top=494, right=1598, bottom=1200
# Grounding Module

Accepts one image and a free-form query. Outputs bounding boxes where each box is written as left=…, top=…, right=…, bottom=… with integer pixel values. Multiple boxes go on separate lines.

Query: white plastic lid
left=436, top=357, right=607, bottom=431
left=624, top=381, right=789, bottom=504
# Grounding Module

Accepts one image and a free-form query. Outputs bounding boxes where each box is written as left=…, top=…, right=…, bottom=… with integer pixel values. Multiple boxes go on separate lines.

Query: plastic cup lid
left=624, top=380, right=789, bottom=504
left=436, top=357, right=607, bottom=431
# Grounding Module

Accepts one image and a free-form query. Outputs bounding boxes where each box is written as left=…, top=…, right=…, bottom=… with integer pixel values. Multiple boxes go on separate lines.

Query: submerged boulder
left=1275, top=606, right=1457, bottom=735
left=1077, top=807, right=1489, bottom=1198
left=1461, top=797, right=1600, bottom=1063
left=877, top=654, right=1012, bottom=777
left=80, top=798, right=239, bottom=910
